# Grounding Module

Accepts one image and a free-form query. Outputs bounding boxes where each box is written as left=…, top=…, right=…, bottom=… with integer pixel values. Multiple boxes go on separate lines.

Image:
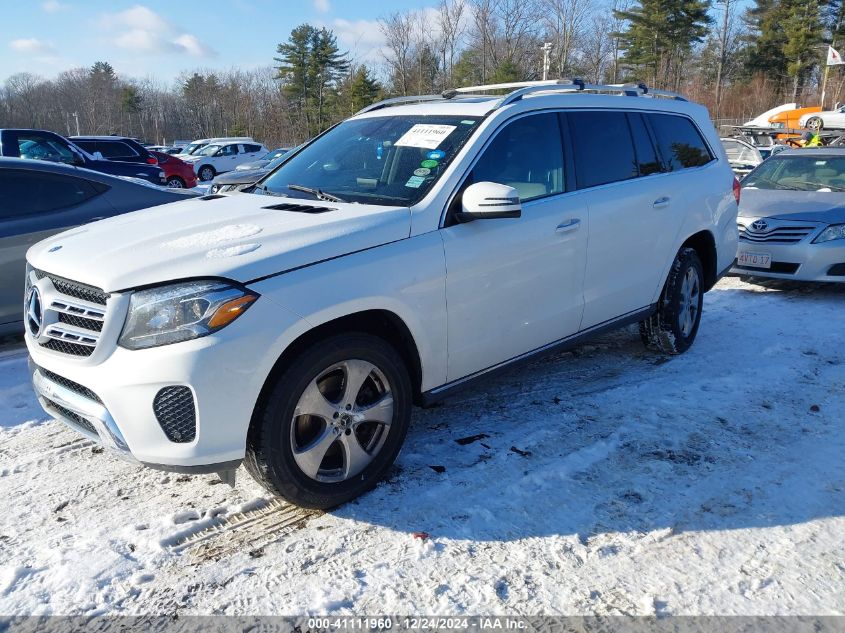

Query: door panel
left=441, top=112, right=587, bottom=382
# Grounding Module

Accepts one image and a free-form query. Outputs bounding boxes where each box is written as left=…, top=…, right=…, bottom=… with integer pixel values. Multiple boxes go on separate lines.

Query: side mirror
left=456, top=181, right=522, bottom=222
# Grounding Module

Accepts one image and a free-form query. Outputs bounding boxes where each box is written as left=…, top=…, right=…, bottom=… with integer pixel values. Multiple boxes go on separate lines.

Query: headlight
left=813, top=224, right=845, bottom=243
left=118, top=280, right=258, bottom=350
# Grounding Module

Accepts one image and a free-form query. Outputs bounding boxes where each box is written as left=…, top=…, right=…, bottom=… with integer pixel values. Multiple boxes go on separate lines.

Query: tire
left=198, top=165, right=215, bottom=182
left=166, top=176, right=185, bottom=188
left=806, top=116, right=823, bottom=132
left=245, top=333, right=412, bottom=509
left=639, top=247, right=704, bottom=355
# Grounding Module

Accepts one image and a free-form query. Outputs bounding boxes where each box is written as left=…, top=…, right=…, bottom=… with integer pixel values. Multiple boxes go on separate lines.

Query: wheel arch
left=249, top=309, right=425, bottom=435
left=681, top=229, right=717, bottom=291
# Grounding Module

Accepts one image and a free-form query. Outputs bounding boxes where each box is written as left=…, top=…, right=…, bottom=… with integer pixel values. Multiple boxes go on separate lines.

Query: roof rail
left=354, top=79, right=686, bottom=117
left=355, top=95, right=445, bottom=115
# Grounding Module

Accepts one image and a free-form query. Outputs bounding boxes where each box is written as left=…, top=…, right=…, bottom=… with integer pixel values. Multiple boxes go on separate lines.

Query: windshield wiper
left=251, top=183, right=287, bottom=197
left=288, top=184, right=346, bottom=203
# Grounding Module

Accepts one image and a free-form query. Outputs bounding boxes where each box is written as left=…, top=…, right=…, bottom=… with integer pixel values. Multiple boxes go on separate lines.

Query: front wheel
left=245, top=333, right=412, bottom=509
left=166, top=176, right=185, bottom=188
left=639, top=247, right=704, bottom=355
left=198, top=165, right=215, bottom=181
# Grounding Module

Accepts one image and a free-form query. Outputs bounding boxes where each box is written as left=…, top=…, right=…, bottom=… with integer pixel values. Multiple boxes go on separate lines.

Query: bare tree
left=380, top=12, right=415, bottom=95
left=543, top=0, right=593, bottom=78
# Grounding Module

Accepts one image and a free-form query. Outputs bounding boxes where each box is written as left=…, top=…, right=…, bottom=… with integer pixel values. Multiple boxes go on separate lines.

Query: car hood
left=27, top=194, right=411, bottom=292
left=739, top=188, right=845, bottom=223
left=214, top=168, right=269, bottom=185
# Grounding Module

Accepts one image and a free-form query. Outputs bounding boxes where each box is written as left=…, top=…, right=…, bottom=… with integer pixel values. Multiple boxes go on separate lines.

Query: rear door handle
left=653, top=196, right=671, bottom=208
left=555, top=218, right=581, bottom=234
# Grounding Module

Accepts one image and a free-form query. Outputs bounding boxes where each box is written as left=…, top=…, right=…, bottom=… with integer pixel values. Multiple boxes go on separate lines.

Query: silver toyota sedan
left=731, top=148, right=845, bottom=282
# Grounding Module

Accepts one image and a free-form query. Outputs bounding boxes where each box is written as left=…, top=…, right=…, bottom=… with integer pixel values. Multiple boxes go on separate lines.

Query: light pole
left=541, top=42, right=553, bottom=81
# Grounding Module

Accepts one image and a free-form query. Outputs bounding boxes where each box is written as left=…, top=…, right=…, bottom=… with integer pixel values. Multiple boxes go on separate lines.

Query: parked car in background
left=182, top=141, right=268, bottom=181
left=151, top=150, right=197, bottom=188
left=235, top=147, right=292, bottom=171
left=71, top=136, right=159, bottom=166
left=176, top=137, right=256, bottom=158
left=721, top=137, right=763, bottom=177
left=732, top=148, right=845, bottom=282
left=163, top=147, right=184, bottom=155
left=24, top=81, right=738, bottom=509
left=769, top=106, right=821, bottom=138
left=0, top=129, right=166, bottom=186
left=800, top=106, right=845, bottom=131
left=209, top=153, right=289, bottom=193
left=0, top=158, right=198, bottom=335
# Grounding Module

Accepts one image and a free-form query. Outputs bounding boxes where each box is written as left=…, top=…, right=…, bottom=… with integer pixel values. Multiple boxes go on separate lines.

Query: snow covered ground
left=0, top=276, right=843, bottom=616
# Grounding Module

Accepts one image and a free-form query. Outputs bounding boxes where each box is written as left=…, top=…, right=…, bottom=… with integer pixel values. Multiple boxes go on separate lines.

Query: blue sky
left=2, top=0, right=435, bottom=84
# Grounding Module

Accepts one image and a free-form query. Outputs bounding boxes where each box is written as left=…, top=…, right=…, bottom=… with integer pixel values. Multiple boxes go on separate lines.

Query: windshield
left=744, top=155, right=845, bottom=192
left=258, top=115, right=482, bottom=206
left=197, top=144, right=224, bottom=157
left=182, top=142, right=207, bottom=155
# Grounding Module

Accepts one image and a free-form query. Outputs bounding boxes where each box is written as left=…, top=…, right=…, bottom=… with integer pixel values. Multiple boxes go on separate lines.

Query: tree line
left=1, top=0, right=843, bottom=147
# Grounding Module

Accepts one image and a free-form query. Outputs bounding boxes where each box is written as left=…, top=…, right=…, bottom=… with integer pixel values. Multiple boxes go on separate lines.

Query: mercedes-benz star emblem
left=750, top=219, right=769, bottom=232
left=26, top=286, right=43, bottom=338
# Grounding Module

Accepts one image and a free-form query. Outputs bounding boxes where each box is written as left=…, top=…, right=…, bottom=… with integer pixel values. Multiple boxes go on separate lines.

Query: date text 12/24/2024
left=307, top=618, right=529, bottom=631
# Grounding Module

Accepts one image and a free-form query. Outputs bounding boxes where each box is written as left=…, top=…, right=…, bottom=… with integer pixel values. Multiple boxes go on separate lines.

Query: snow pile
left=0, top=277, right=843, bottom=616
left=163, top=224, right=262, bottom=249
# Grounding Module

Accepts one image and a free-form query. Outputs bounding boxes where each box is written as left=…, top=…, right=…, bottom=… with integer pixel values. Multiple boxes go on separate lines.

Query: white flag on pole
left=827, top=46, right=845, bottom=66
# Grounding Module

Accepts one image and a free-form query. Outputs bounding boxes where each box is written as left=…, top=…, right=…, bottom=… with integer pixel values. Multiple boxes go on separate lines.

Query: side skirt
left=420, top=305, right=656, bottom=407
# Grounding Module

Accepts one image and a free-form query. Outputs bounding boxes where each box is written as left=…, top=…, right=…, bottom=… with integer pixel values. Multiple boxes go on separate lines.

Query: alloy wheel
left=290, top=359, right=394, bottom=483
left=678, top=266, right=700, bottom=338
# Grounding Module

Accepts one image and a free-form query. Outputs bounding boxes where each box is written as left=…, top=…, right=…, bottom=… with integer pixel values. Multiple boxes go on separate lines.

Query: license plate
left=737, top=250, right=772, bottom=269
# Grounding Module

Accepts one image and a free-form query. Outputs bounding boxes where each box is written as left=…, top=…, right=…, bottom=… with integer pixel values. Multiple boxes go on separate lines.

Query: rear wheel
left=806, top=116, right=824, bottom=132
left=245, top=333, right=412, bottom=509
left=639, top=247, right=704, bottom=355
left=198, top=165, right=215, bottom=182
left=166, top=176, right=185, bottom=188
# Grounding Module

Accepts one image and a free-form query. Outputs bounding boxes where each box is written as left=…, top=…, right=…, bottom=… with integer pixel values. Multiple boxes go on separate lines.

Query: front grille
left=153, top=387, right=197, bottom=443
left=738, top=223, right=816, bottom=244
left=34, top=270, right=109, bottom=305
left=39, top=367, right=102, bottom=403
left=44, top=397, right=98, bottom=436
left=33, top=269, right=109, bottom=357
left=58, top=312, right=103, bottom=332
left=735, top=261, right=800, bottom=274
left=42, top=339, right=95, bottom=357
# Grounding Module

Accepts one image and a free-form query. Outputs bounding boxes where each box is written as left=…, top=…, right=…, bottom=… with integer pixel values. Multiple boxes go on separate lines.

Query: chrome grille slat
left=738, top=221, right=817, bottom=245
left=33, top=269, right=110, bottom=358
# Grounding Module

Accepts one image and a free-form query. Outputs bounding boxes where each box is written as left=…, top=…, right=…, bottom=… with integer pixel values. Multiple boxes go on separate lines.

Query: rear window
left=94, top=140, right=139, bottom=159
left=0, top=170, right=102, bottom=219
left=647, top=113, right=714, bottom=171
left=569, top=111, right=638, bottom=188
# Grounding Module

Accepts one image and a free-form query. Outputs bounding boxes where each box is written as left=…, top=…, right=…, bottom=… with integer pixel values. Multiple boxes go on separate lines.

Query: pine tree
left=614, top=0, right=712, bottom=89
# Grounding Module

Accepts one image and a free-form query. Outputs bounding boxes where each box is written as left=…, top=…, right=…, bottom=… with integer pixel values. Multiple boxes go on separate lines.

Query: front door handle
left=653, top=196, right=671, bottom=208
left=555, top=218, right=581, bottom=234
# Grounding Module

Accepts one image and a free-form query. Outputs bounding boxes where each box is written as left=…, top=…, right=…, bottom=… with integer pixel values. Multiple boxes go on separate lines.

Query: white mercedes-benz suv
left=25, top=81, right=739, bottom=509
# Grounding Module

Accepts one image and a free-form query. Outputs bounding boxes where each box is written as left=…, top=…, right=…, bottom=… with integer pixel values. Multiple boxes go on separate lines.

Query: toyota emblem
left=750, top=219, right=769, bottom=232
left=26, top=286, right=43, bottom=338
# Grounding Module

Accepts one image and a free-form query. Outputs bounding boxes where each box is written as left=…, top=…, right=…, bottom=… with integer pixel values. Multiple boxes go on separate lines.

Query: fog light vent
left=153, top=386, right=196, bottom=443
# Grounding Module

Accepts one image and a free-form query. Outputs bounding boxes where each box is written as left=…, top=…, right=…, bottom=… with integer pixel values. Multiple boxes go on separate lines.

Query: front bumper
left=26, top=287, right=306, bottom=471
left=730, top=239, right=845, bottom=282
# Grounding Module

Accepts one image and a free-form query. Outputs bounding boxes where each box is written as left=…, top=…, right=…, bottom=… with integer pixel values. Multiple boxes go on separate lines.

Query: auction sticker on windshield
left=396, top=124, right=457, bottom=149
left=737, top=250, right=772, bottom=269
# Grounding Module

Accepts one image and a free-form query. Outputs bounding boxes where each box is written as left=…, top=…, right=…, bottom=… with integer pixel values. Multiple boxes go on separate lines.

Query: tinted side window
left=96, top=141, right=138, bottom=158
left=569, top=111, right=637, bottom=188
left=16, top=134, right=76, bottom=164
left=468, top=112, right=564, bottom=202
left=221, top=144, right=238, bottom=156
left=0, top=170, right=100, bottom=219
left=647, top=113, right=714, bottom=171
left=628, top=113, right=662, bottom=176
left=244, top=144, right=262, bottom=153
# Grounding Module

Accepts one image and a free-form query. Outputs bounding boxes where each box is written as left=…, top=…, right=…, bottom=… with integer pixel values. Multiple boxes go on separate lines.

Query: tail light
left=146, top=157, right=158, bottom=165
left=732, top=176, right=741, bottom=205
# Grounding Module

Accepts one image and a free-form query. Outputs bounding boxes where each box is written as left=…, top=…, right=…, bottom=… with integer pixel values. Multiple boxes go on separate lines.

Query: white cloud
left=41, top=0, right=67, bottom=13
left=9, top=38, right=57, bottom=55
left=331, top=18, right=385, bottom=63
left=100, top=5, right=216, bottom=58
left=313, top=0, right=331, bottom=13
